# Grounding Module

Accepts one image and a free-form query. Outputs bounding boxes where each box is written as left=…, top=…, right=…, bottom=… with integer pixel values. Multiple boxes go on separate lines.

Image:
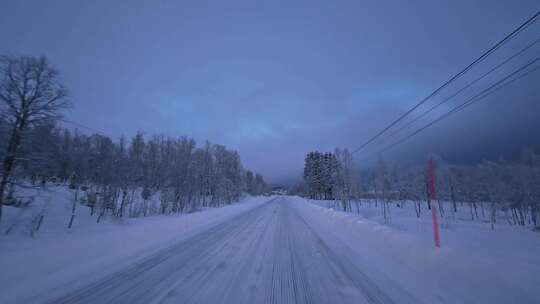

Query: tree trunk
left=0, top=118, right=27, bottom=223
left=68, top=188, right=79, bottom=229
left=119, top=189, right=128, bottom=217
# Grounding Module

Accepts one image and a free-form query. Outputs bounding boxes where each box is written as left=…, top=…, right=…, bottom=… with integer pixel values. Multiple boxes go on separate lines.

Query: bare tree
left=0, top=55, right=69, bottom=222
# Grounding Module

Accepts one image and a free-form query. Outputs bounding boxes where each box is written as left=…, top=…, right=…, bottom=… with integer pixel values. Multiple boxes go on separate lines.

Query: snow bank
left=0, top=188, right=271, bottom=304
left=291, top=196, right=540, bottom=304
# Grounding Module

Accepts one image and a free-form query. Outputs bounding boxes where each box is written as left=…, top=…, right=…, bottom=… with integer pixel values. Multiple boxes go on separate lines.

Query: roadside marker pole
left=427, top=159, right=440, bottom=248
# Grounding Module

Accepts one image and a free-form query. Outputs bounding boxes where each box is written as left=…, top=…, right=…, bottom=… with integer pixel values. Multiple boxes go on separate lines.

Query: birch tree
left=0, top=55, right=69, bottom=222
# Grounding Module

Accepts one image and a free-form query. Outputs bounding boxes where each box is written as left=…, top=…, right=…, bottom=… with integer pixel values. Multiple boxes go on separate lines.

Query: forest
left=0, top=55, right=268, bottom=224
left=300, top=148, right=540, bottom=230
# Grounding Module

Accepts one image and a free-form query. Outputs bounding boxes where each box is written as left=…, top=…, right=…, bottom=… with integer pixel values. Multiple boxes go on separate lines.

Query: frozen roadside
left=0, top=195, right=272, bottom=304
left=290, top=196, right=540, bottom=304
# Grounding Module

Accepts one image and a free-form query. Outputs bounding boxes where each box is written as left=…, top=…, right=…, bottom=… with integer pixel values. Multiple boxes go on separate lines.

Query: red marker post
left=426, top=159, right=440, bottom=248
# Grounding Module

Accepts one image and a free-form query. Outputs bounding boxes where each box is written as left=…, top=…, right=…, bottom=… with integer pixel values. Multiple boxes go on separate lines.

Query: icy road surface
left=48, top=197, right=419, bottom=304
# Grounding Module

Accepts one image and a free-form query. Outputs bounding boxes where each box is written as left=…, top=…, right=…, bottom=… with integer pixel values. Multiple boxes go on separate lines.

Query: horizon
left=2, top=0, right=539, bottom=183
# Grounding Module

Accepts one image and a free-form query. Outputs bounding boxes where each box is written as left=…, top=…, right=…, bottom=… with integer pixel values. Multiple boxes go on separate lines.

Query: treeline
left=0, top=54, right=267, bottom=223
left=302, top=149, right=358, bottom=204
left=298, top=148, right=540, bottom=229
left=15, top=124, right=266, bottom=211
left=368, top=151, right=540, bottom=229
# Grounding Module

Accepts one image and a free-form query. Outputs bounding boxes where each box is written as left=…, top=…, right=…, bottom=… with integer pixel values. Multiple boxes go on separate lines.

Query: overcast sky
left=1, top=0, right=539, bottom=183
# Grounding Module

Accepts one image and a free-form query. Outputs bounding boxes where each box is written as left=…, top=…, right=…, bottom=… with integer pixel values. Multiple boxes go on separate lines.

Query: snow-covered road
left=46, top=197, right=418, bottom=304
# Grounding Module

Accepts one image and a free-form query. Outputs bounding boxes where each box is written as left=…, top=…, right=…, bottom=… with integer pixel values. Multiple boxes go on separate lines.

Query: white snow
left=2, top=193, right=539, bottom=303
left=293, top=196, right=540, bottom=303
left=0, top=186, right=270, bottom=304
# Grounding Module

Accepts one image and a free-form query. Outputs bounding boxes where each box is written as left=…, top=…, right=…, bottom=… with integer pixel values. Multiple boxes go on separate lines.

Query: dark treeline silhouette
left=302, top=149, right=358, bottom=205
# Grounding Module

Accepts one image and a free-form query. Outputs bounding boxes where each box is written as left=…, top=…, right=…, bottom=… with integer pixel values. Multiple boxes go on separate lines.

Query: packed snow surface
left=1, top=195, right=539, bottom=303
left=0, top=189, right=269, bottom=304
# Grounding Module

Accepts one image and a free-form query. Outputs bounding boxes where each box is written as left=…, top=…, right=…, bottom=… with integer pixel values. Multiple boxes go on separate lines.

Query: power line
left=373, top=56, right=540, bottom=156
left=384, top=36, right=540, bottom=141
left=351, top=11, right=540, bottom=155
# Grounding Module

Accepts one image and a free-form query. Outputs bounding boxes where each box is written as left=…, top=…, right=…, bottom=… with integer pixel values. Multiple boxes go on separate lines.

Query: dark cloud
left=1, top=0, right=539, bottom=183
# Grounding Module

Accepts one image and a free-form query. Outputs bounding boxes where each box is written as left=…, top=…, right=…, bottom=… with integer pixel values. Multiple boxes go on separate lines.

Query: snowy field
left=1, top=193, right=539, bottom=303
left=301, top=197, right=540, bottom=303
left=0, top=187, right=270, bottom=304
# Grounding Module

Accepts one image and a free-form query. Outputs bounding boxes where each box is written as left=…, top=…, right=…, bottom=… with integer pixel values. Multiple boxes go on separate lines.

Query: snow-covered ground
left=0, top=187, right=270, bottom=304
left=298, top=196, right=540, bottom=303
left=1, top=194, right=539, bottom=303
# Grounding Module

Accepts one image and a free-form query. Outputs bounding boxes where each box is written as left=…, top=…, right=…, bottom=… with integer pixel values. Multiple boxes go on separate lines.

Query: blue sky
left=1, top=0, right=539, bottom=182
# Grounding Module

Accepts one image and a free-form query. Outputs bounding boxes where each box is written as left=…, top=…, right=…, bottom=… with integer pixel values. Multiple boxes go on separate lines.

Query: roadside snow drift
left=0, top=191, right=270, bottom=304
left=293, top=196, right=540, bottom=304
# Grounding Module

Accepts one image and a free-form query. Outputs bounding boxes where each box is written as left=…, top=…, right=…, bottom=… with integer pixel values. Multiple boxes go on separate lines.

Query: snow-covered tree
left=0, top=55, right=69, bottom=222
